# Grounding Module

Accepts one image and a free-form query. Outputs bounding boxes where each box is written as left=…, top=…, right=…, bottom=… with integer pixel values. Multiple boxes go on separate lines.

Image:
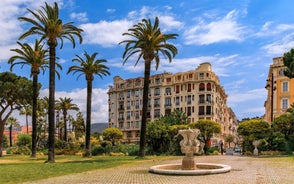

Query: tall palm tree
left=9, top=40, right=49, bottom=157
left=19, top=104, right=32, bottom=134
left=6, top=117, right=20, bottom=147
left=67, top=51, right=110, bottom=157
left=56, top=97, right=79, bottom=142
left=119, top=17, right=178, bottom=157
left=18, top=2, right=83, bottom=162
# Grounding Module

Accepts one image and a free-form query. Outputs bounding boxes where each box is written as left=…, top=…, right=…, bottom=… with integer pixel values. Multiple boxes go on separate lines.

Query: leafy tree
left=225, top=134, right=234, bottom=148
left=189, top=120, right=221, bottom=155
left=18, top=2, right=83, bottom=162
left=72, top=112, right=85, bottom=139
left=120, top=17, right=178, bottom=157
left=283, top=48, right=294, bottom=78
left=6, top=117, right=20, bottom=147
left=56, top=97, right=79, bottom=142
left=237, top=119, right=270, bottom=152
left=272, top=113, right=294, bottom=153
left=2, top=135, right=8, bottom=148
left=68, top=51, right=110, bottom=157
left=146, top=119, right=170, bottom=154
left=16, top=134, right=32, bottom=148
left=160, top=110, right=188, bottom=125
left=9, top=40, right=48, bottom=157
left=102, top=128, right=123, bottom=146
left=0, top=72, right=33, bottom=157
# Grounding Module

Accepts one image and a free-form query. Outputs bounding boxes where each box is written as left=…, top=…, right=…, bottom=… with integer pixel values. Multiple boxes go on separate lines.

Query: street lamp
left=265, top=73, right=276, bottom=124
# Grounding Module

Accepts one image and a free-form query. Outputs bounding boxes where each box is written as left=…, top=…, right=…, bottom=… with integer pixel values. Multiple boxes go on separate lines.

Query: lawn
left=0, top=155, right=155, bottom=184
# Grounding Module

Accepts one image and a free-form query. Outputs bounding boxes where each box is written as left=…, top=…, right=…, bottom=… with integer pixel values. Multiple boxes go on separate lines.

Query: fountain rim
left=149, top=163, right=231, bottom=175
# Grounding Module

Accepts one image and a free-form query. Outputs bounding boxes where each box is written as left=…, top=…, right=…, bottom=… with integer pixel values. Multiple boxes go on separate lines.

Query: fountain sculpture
left=149, top=129, right=231, bottom=175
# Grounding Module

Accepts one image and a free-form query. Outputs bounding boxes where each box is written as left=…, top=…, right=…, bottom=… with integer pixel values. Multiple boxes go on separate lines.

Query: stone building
left=108, top=62, right=238, bottom=145
left=264, top=57, right=294, bottom=124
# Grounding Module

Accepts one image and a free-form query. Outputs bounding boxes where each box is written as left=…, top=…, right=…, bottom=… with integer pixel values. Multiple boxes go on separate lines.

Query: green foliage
left=91, top=144, right=139, bottom=156
left=283, top=48, right=294, bottom=78
left=225, top=134, right=234, bottom=148
left=7, top=146, right=32, bottom=155
left=272, top=113, right=294, bottom=141
left=146, top=119, right=171, bottom=154
left=16, top=134, right=31, bottom=147
left=160, top=110, right=189, bottom=125
left=237, top=119, right=271, bottom=152
left=102, top=128, right=123, bottom=146
left=189, top=120, right=221, bottom=154
left=2, top=134, right=8, bottom=148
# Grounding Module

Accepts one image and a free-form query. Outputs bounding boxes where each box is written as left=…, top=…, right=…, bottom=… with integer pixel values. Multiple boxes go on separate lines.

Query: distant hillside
left=91, top=123, right=108, bottom=133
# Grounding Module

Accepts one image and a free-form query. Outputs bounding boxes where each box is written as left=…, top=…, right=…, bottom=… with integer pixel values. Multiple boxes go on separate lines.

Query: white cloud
left=184, top=10, right=245, bottom=45
left=70, top=12, right=88, bottom=22
left=106, top=9, right=116, bottom=13
left=80, top=20, right=133, bottom=47
left=262, top=33, right=294, bottom=55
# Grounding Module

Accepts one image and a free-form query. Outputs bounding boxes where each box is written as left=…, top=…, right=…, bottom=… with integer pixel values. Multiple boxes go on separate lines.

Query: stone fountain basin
left=149, top=163, right=231, bottom=175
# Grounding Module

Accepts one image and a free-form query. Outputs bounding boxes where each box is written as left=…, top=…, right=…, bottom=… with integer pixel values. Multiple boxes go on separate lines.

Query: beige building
left=264, top=57, right=294, bottom=123
left=108, top=62, right=238, bottom=146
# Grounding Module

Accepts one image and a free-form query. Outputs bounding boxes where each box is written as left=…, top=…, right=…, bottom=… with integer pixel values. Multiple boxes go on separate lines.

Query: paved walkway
left=25, top=155, right=294, bottom=184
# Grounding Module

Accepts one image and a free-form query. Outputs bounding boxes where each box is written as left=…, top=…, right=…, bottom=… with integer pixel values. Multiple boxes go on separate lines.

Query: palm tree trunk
left=26, top=114, right=29, bottom=134
left=31, top=74, right=38, bottom=157
left=0, top=122, right=4, bottom=157
left=63, top=111, right=67, bottom=142
left=9, top=125, right=12, bottom=147
left=138, top=60, right=151, bottom=157
left=47, top=41, right=56, bottom=163
left=84, top=80, right=92, bottom=157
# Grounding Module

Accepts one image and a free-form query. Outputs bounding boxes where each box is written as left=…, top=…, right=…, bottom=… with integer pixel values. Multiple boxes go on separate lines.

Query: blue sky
left=1, top=0, right=294, bottom=124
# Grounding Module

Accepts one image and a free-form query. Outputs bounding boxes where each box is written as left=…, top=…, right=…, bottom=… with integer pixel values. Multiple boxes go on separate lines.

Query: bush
left=7, top=146, right=31, bottom=155
left=260, top=151, right=284, bottom=156
left=208, top=146, right=219, bottom=154
left=55, top=139, right=68, bottom=149
left=2, top=134, right=8, bottom=148
left=16, top=134, right=31, bottom=147
left=91, top=146, right=105, bottom=156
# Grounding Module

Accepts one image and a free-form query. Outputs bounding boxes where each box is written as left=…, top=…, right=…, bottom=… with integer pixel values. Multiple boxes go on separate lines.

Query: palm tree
left=9, top=40, right=49, bottom=157
left=56, top=97, right=79, bottom=142
left=119, top=17, right=178, bottom=157
left=67, top=51, right=110, bottom=157
left=18, top=2, right=83, bottom=162
left=6, top=117, right=20, bottom=147
left=19, top=105, right=32, bottom=134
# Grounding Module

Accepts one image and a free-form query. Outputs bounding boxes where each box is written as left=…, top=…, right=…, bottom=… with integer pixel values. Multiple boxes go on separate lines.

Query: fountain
left=149, top=129, right=231, bottom=175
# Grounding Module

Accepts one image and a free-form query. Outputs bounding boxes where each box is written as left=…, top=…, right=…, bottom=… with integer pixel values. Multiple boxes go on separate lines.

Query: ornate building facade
left=108, top=62, right=238, bottom=145
left=264, top=57, right=294, bottom=123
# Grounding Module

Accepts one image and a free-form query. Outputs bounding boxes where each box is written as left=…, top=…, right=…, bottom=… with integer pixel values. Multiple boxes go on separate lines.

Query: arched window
left=207, top=83, right=211, bottom=91
left=199, top=83, right=205, bottom=91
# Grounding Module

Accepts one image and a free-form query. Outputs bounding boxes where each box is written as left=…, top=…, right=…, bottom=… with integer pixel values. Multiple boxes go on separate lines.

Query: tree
left=6, top=117, right=20, bottom=147
left=120, top=17, right=178, bottom=157
left=160, top=110, right=188, bottom=125
left=283, top=48, right=294, bottom=78
left=237, top=119, right=270, bottom=152
left=19, top=105, right=32, bottom=134
left=0, top=72, right=33, bottom=157
left=9, top=40, right=48, bottom=157
left=68, top=51, right=110, bottom=157
left=189, top=120, right=221, bottom=155
left=102, top=128, right=123, bottom=146
left=272, top=113, right=294, bottom=153
left=56, top=97, right=79, bottom=142
left=72, top=112, right=85, bottom=139
left=225, top=134, right=234, bottom=148
left=18, top=2, right=83, bottom=162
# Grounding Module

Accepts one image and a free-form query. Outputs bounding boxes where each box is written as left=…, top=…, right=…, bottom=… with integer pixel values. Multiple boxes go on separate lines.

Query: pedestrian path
left=26, top=155, right=294, bottom=184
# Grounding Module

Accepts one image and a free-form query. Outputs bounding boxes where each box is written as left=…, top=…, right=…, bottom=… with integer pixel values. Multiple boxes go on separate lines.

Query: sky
left=1, top=0, right=294, bottom=125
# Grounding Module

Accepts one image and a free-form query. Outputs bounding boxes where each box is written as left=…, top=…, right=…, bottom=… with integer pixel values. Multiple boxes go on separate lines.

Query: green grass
left=0, top=155, right=150, bottom=184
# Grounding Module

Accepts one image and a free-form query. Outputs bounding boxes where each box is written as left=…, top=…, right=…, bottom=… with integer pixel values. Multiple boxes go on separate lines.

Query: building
left=264, top=57, right=294, bottom=123
left=108, top=62, right=238, bottom=145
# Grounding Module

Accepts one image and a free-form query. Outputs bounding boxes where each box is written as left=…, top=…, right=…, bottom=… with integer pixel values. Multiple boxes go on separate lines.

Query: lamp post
left=265, top=73, right=276, bottom=124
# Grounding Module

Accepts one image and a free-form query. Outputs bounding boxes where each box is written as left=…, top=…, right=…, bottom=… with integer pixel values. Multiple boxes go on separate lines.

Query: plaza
left=25, top=155, right=294, bottom=184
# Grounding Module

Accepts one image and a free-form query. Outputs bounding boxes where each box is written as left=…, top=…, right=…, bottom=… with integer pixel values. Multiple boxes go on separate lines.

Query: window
left=126, top=90, right=131, bottom=98
left=135, top=111, right=140, bottom=119
left=127, top=101, right=131, bottom=109
left=155, top=78, right=161, bottom=84
left=154, top=98, right=160, bottom=107
left=207, top=83, right=212, bottom=91
left=175, top=97, right=180, bottom=105
left=282, top=98, right=289, bottom=109
left=135, top=90, right=139, bottom=97
left=199, top=94, right=205, bottom=103
left=199, top=73, right=204, bottom=79
left=282, top=81, right=288, bottom=92
left=206, top=106, right=211, bottom=115
left=187, top=95, right=192, bottom=105
left=188, top=73, right=193, bottom=79
left=187, top=84, right=192, bottom=92
left=165, top=98, right=171, bottom=106
left=187, top=107, right=191, bottom=116
left=199, top=83, right=205, bottom=91
left=154, top=109, right=161, bottom=118
left=166, top=78, right=171, bottom=82
left=176, top=85, right=180, bottom=93
left=199, top=106, right=204, bottom=115
left=154, top=88, right=160, bottom=96
left=135, top=100, right=140, bottom=109
left=165, top=87, right=171, bottom=94
left=206, top=94, right=212, bottom=103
